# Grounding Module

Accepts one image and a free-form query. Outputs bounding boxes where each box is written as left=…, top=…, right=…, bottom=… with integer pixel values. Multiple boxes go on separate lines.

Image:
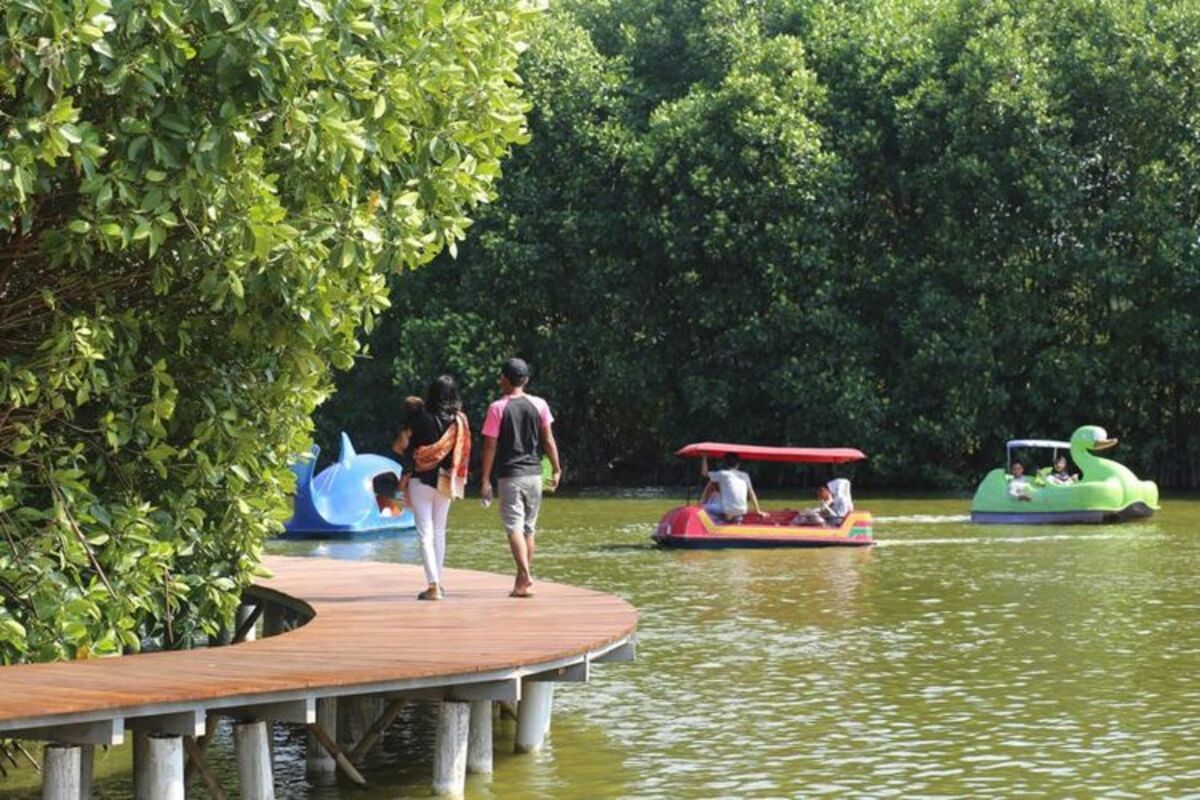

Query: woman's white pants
left=409, top=480, right=450, bottom=585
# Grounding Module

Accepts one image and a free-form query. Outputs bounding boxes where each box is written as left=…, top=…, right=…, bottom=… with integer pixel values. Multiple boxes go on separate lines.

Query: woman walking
left=404, top=375, right=471, bottom=600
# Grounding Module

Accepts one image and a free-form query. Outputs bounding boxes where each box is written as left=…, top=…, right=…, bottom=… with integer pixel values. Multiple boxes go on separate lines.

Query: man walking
left=480, top=358, right=562, bottom=597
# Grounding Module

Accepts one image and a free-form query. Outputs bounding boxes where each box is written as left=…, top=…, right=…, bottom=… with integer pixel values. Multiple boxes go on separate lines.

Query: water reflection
left=298, top=529, right=422, bottom=563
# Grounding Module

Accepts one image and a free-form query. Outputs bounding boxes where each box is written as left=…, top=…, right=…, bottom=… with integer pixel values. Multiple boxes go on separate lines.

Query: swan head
left=1071, top=425, right=1118, bottom=452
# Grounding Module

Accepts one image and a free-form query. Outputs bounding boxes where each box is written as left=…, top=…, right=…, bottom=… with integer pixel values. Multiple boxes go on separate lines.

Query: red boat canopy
left=675, top=442, right=867, bottom=464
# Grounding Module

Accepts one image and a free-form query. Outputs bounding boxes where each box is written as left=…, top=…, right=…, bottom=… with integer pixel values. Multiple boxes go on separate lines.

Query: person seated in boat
left=699, top=453, right=762, bottom=522
left=1048, top=456, right=1079, bottom=485
left=822, top=478, right=853, bottom=525
left=1007, top=461, right=1034, bottom=501
left=373, top=473, right=404, bottom=517
left=794, top=480, right=851, bottom=526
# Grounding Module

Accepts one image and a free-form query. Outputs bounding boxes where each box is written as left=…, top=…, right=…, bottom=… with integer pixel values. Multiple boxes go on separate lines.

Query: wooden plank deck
left=0, top=556, right=638, bottom=734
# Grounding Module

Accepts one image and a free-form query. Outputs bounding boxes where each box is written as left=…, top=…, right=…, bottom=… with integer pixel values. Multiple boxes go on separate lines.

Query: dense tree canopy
left=0, top=0, right=540, bottom=663
left=320, top=0, right=1200, bottom=491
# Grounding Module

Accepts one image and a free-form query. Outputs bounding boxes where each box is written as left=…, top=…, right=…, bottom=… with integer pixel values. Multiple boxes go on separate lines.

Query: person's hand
left=481, top=481, right=494, bottom=504
left=548, top=469, right=562, bottom=492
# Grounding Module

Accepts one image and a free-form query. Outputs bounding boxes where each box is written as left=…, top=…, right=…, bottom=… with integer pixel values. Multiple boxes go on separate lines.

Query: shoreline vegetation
left=318, top=0, right=1200, bottom=492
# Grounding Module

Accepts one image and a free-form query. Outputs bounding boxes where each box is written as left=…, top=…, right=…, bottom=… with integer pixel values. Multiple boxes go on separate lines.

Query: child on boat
left=1048, top=456, right=1079, bottom=484
left=373, top=473, right=404, bottom=517
left=794, top=479, right=851, bottom=526
left=1008, top=462, right=1034, bottom=501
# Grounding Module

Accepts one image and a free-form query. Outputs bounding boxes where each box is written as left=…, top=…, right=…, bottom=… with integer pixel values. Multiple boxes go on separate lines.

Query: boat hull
left=971, top=502, right=1154, bottom=525
left=281, top=510, right=416, bottom=540
left=970, top=466, right=1159, bottom=526
left=653, top=506, right=874, bottom=548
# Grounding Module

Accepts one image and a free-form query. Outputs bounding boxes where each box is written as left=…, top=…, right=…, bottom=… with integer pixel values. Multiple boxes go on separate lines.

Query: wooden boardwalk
left=0, top=556, right=638, bottom=737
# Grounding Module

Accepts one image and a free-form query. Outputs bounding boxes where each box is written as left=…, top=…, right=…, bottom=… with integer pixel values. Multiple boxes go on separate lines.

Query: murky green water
left=5, top=495, right=1199, bottom=798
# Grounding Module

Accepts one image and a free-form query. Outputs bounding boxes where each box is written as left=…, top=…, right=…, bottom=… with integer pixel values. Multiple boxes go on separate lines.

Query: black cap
left=501, top=357, right=530, bottom=384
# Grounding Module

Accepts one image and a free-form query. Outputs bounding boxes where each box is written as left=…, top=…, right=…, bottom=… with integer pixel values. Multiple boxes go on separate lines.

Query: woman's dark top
left=405, top=410, right=456, bottom=488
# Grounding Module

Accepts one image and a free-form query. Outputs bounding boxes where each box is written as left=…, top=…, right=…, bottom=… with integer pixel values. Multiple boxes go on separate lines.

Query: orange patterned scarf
left=413, top=412, right=471, bottom=500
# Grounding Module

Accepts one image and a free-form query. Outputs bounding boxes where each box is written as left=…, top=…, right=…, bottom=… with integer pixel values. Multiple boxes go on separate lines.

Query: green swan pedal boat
left=971, top=425, right=1159, bottom=524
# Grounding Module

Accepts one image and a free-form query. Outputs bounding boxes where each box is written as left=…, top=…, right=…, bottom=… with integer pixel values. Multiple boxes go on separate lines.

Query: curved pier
left=0, top=556, right=638, bottom=797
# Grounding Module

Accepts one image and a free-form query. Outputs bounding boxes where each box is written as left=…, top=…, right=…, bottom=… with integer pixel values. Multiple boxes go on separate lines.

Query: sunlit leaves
left=0, top=0, right=539, bottom=664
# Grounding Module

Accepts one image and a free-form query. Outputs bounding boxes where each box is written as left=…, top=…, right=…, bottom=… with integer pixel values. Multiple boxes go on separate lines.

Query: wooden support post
left=183, top=714, right=217, bottom=789
left=133, top=734, right=183, bottom=800
left=183, top=735, right=227, bottom=800
left=306, top=722, right=367, bottom=786
left=515, top=681, right=554, bottom=753
left=306, top=697, right=337, bottom=775
left=77, top=744, right=93, bottom=799
left=234, top=720, right=274, bottom=800
left=348, top=698, right=406, bottom=763
left=467, top=700, right=493, bottom=775
left=432, top=701, right=470, bottom=796
left=41, top=744, right=80, bottom=800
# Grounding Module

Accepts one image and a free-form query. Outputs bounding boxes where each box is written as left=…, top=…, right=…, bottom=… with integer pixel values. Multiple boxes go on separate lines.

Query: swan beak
left=1094, top=438, right=1119, bottom=451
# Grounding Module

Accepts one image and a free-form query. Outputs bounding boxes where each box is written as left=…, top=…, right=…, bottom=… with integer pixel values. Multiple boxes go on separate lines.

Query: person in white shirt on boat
left=820, top=478, right=852, bottom=524
left=794, top=479, right=852, bottom=526
left=700, top=453, right=762, bottom=522
left=1008, top=461, right=1034, bottom=501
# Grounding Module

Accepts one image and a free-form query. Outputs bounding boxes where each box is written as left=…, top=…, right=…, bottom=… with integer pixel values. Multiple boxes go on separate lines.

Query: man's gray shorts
left=498, top=475, right=543, bottom=535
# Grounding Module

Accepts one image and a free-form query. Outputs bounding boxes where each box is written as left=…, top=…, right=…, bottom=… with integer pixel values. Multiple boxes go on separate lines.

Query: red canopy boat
left=652, top=442, right=874, bottom=548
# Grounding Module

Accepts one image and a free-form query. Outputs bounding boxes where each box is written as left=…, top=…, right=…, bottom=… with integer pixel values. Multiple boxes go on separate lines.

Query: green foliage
left=322, top=0, right=1200, bottom=489
left=0, top=0, right=540, bottom=663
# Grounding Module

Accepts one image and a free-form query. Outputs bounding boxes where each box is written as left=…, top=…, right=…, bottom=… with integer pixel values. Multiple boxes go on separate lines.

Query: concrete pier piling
left=77, top=744, right=93, bottom=798
left=515, top=682, right=554, bottom=753
left=339, top=694, right=383, bottom=752
left=306, top=697, right=338, bottom=776
left=234, top=720, right=275, bottom=800
left=467, top=700, right=494, bottom=774
left=41, top=744, right=80, bottom=800
left=432, top=701, right=470, bottom=796
left=134, top=734, right=184, bottom=800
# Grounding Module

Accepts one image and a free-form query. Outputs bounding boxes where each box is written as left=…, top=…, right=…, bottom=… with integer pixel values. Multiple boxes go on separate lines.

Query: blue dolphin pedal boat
left=283, top=432, right=415, bottom=539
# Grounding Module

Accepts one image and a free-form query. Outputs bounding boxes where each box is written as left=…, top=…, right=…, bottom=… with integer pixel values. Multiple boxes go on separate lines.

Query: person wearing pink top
left=479, top=358, right=562, bottom=598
